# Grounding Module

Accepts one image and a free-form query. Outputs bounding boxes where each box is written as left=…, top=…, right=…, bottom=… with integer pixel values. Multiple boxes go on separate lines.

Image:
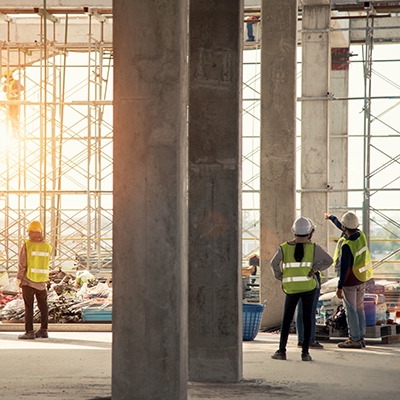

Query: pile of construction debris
left=0, top=268, right=112, bottom=324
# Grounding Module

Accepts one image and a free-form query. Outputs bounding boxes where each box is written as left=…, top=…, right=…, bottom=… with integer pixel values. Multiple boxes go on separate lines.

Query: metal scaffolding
left=0, top=7, right=113, bottom=275
left=242, top=7, right=400, bottom=278
left=1, top=4, right=399, bottom=278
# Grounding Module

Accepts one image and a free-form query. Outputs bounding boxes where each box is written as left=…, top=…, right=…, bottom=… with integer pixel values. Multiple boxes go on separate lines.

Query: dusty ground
left=189, top=332, right=400, bottom=400
left=1, top=329, right=399, bottom=399
left=0, top=331, right=112, bottom=400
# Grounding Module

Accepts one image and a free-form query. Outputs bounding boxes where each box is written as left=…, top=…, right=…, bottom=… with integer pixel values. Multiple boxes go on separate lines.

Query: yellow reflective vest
left=281, top=242, right=317, bottom=294
left=332, top=231, right=373, bottom=283
left=25, top=240, right=52, bottom=283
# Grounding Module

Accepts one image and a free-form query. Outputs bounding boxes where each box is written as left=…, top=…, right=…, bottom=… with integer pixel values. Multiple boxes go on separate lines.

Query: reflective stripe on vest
left=30, top=268, right=50, bottom=274
left=31, top=251, right=50, bottom=257
left=25, top=240, right=52, bottom=283
left=281, top=242, right=316, bottom=294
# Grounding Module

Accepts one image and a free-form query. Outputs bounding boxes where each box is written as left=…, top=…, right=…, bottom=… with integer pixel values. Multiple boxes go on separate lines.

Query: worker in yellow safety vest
left=2, top=69, right=24, bottom=137
left=270, top=217, right=333, bottom=361
left=324, top=211, right=373, bottom=349
left=17, top=220, right=52, bottom=340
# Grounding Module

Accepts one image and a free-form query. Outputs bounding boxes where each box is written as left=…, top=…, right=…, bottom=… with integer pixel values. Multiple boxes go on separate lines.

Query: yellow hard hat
left=27, top=220, right=43, bottom=233
left=2, top=70, right=13, bottom=77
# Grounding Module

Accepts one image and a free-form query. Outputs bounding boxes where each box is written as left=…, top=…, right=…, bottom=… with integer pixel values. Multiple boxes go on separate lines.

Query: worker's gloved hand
left=336, top=288, right=343, bottom=300
left=15, top=279, right=21, bottom=289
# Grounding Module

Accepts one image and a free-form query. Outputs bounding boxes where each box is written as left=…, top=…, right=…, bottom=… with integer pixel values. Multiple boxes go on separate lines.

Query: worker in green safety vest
left=17, top=220, right=52, bottom=340
left=324, top=211, right=373, bottom=349
left=270, top=217, right=333, bottom=362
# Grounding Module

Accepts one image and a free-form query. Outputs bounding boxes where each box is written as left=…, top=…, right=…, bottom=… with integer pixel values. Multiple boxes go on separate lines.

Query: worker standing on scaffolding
left=2, top=69, right=24, bottom=138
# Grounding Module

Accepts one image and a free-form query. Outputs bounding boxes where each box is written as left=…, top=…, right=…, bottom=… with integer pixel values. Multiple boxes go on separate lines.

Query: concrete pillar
left=112, top=1, right=188, bottom=399
left=300, top=0, right=331, bottom=249
left=329, top=47, right=350, bottom=257
left=188, top=0, right=243, bottom=382
left=260, top=0, right=297, bottom=329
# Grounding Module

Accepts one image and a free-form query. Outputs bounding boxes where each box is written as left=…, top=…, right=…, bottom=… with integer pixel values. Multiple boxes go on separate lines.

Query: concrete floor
left=0, top=329, right=112, bottom=400
left=1, top=326, right=399, bottom=399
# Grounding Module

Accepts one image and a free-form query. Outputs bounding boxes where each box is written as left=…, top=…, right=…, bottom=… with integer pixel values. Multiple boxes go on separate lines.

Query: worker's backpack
left=326, top=304, right=347, bottom=331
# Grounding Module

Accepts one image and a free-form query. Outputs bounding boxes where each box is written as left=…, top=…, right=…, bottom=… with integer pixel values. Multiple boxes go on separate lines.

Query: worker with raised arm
left=324, top=211, right=373, bottom=349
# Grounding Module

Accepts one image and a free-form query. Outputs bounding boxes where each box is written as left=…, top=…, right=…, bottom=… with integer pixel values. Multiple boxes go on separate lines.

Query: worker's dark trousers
left=22, top=285, right=48, bottom=332
left=279, top=288, right=316, bottom=355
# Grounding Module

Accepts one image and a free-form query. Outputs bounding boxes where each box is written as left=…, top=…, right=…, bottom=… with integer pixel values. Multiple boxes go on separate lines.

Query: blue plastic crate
left=82, top=307, right=112, bottom=322
left=243, top=301, right=266, bottom=341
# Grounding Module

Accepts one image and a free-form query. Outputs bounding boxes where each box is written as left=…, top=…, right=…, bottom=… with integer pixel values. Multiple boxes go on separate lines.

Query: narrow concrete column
left=300, top=0, right=331, bottom=249
left=259, top=0, right=297, bottom=329
left=329, top=47, right=350, bottom=256
left=188, top=0, right=243, bottom=382
left=112, top=1, right=188, bottom=399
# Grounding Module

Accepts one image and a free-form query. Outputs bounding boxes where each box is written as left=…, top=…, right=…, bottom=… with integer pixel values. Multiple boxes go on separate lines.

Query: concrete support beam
left=300, top=2, right=331, bottom=249
left=0, top=16, right=112, bottom=68
left=331, top=12, right=351, bottom=47
left=329, top=47, right=350, bottom=255
left=301, top=0, right=331, bottom=5
left=0, top=0, right=111, bottom=7
left=188, top=0, right=243, bottom=383
left=0, top=17, right=112, bottom=44
left=112, top=0, right=188, bottom=399
left=260, top=0, right=297, bottom=329
left=350, top=14, right=400, bottom=43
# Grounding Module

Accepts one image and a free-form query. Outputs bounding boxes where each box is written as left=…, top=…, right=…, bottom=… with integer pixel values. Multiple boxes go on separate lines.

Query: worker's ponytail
left=294, top=243, right=304, bottom=262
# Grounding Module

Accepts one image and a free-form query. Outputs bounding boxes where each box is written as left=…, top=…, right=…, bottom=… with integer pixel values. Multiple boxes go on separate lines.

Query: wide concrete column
left=112, top=1, right=188, bottom=399
left=188, top=0, right=243, bottom=382
left=300, top=0, right=331, bottom=249
left=329, top=46, right=350, bottom=256
left=260, top=0, right=297, bottom=329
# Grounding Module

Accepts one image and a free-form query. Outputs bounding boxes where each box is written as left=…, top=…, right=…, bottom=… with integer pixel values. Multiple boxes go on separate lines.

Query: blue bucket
left=364, top=295, right=377, bottom=326
left=243, top=301, right=267, bottom=341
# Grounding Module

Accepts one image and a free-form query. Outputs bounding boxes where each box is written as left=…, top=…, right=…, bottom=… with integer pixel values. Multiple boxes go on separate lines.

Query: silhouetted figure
left=2, top=70, right=24, bottom=138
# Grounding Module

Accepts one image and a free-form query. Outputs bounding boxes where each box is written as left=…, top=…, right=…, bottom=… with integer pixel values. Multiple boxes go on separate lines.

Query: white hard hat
left=340, top=212, right=359, bottom=229
left=292, top=217, right=314, bottom=236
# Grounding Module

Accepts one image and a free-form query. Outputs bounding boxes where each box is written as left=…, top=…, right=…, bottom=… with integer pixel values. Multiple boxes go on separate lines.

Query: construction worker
left=16, top=220, right=52, bottom=340
left=270, top=217, right=333, bottom=361
left=324, top=211, right=373, bottom=349
left=248, top=253, right=259, bottom=275
left=2, top=69, right=24, bottom=137
left=245, top=15, right=260, bottom=42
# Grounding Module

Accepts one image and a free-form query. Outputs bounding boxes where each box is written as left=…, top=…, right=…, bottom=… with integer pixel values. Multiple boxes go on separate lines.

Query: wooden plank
left=382, top=335, right=400, bottom=344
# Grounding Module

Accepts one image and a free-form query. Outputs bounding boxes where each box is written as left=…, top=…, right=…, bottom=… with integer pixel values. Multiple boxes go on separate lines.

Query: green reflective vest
left=281, top=242, right=316, bottom=294
left=25, top=240, right=52, bottom=283
left=332, top=231, right=373, bottom=283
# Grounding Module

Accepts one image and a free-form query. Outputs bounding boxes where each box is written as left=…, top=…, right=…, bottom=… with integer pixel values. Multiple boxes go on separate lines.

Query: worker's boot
left=18, top=331, right=35, bottom=340
left=35, top=329, right=49, bottom=338
left=301, top=353, right=312, bottom=361
left=271, top=350, right=286, bottom=360
left=338, top=338, right=362, bottom=349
